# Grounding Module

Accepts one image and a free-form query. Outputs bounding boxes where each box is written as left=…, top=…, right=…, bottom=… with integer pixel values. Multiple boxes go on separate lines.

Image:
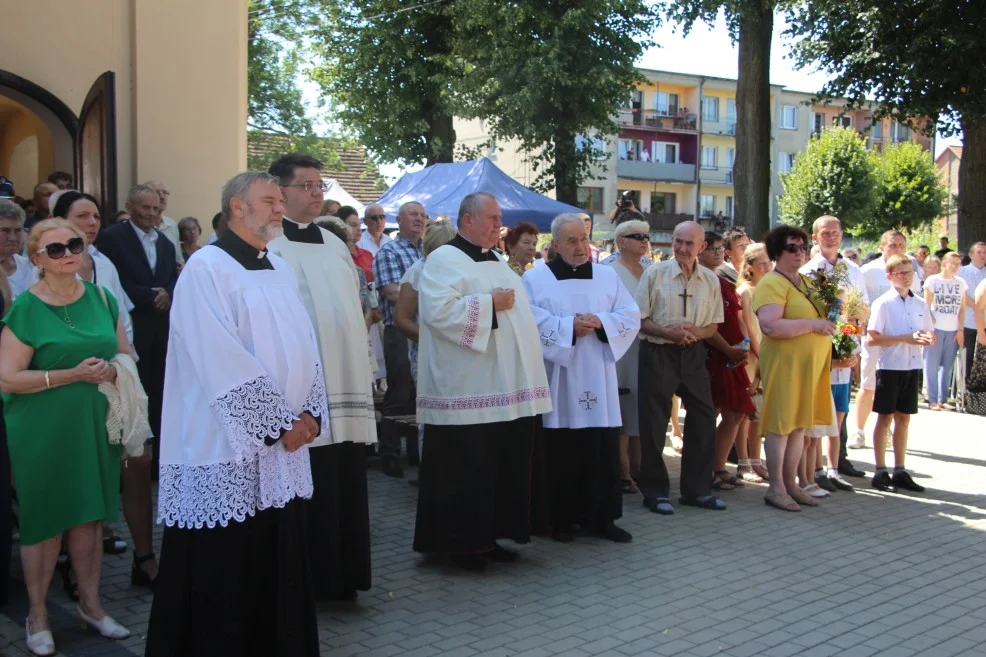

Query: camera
left=618, top=192, right=634, bottom=210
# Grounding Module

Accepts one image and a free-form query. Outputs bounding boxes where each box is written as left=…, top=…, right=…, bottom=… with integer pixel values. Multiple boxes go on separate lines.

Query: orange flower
left=840, top=324, right=857, bottom=336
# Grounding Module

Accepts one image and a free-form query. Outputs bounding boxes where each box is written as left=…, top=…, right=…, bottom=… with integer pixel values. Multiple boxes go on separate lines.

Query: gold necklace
left=43, top=279, right=80, bottom=329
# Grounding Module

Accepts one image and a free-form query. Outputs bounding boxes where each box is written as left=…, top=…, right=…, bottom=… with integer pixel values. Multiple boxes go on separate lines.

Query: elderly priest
left=523, top=213, right=640, bottom=544
left=414, top=192, right=552, bottom=571
left=146, top=172, right=325, bottom=657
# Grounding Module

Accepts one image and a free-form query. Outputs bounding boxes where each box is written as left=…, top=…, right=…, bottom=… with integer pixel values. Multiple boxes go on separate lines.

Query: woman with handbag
left=0, top=219, right=131, bottom=655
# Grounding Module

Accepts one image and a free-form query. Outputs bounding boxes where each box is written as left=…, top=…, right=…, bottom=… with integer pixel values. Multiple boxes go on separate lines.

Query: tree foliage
left=247, top=0, right=344, bottom=170
left=453, top=0, right=654, bottom=203
left=783, top=0, right=986, bottom=247
left=778, top=127, right=877, bottom=232
left=867, top=142, right=947, bottom=237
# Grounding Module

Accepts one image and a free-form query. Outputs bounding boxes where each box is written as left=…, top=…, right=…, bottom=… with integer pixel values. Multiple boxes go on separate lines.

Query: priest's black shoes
left=891, top=470, right=925, bottom=492
left=449, top=554, right=487, bottom=571
left=483, top=543, right=519, bottom=563
left=597, top=523, right=632, bottom=543
left=871, top=471, right=897, bottom=493
left=838, top=460, right=866, bottom=478
left=551, top=526, right=576, bottom=543
left=381, top=455, right=404, bottom=478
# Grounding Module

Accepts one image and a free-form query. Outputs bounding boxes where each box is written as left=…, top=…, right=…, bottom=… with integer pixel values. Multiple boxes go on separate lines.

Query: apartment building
left=454, top=68, right=933, bottom=239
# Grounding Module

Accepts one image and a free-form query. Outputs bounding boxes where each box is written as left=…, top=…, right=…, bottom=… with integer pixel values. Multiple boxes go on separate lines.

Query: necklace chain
left=42, top=279, right=80, bottom=329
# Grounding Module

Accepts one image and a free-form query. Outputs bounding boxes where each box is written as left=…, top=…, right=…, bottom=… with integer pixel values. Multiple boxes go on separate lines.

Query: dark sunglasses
left=38, top=236, right=85, bottom=259
left=781, top=243, right=809, bottom=254
left=623, top=233, right=649, bottom=241
left=366, top=214, right=386, bottom=221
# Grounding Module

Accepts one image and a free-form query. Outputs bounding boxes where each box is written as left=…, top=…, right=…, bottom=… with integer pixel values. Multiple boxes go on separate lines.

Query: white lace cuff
left=211, top=375, right=296, bottom=459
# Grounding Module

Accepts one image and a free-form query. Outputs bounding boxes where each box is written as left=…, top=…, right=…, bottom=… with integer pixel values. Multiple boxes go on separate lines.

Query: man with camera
left=609, top=192, right=645, bottom=226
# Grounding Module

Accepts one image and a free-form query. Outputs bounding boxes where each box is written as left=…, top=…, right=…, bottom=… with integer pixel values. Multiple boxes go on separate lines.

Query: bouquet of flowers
left=804, top=261, right=850, bottom=321
left=832, top=321, right=860, bottom=359
left=804, top=263, right=869, bottom=360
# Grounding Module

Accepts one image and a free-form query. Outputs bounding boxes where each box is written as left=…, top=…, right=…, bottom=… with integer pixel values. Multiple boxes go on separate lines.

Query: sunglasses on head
left=623, top=233, right=649, bottom=241
left=781, top=243, right=809, bottom=254
left=38, top=236, right=85, bottom=259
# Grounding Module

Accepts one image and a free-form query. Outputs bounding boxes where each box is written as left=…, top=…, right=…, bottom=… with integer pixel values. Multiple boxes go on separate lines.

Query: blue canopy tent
left=374, top=158, right=586, bottom=232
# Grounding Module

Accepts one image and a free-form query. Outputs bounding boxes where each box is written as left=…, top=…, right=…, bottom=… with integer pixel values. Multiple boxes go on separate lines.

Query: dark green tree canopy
left=867, top=142, right=946, bottom=237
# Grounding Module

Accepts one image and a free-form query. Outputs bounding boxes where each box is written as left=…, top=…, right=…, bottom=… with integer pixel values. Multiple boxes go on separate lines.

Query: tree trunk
left=554, top=128, right=579, bottom=206
left=425, top=110, right=456, bottom=165
left=958, top=115, right=986, bottom=249
left=734, top=0, right=774, bottom=240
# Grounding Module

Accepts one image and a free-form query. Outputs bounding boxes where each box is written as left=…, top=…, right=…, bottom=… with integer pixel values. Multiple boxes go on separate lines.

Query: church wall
left=0, top=107, right=55, bottom=188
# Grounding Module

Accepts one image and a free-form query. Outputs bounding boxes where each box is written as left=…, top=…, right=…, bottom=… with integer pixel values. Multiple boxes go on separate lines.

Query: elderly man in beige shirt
left=634, top=220, right=725, bottom=514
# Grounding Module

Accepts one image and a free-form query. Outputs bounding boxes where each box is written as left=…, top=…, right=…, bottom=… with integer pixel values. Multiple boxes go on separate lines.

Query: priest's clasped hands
left=574, top=313, right=602, bottom=337
left=282, top=412, right=320, bottom=452
left=492, top=287, right=515, bottom=311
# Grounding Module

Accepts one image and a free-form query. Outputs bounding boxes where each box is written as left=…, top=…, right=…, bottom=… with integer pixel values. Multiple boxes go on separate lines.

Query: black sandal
left=132, top=552, right=157, bottom=590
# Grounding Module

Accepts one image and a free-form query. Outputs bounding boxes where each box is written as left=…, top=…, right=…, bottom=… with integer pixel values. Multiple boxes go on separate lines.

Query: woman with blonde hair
left=736, top=243, right=772, bottom=481
left=1, top=219, right=132, bottom=654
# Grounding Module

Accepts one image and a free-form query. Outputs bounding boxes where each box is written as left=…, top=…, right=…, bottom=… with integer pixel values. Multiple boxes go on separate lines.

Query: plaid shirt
left=372, top=234, right=422, bottom=325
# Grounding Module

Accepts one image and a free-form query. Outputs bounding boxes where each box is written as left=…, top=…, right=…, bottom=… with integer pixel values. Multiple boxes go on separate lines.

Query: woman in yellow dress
left=752, top=226, right=836, bottom=512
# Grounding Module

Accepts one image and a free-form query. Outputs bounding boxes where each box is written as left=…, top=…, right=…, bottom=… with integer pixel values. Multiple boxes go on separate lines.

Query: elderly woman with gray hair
left=605, top=219, right=651, bottom=492
left=0, top=199, right=33, bottom=298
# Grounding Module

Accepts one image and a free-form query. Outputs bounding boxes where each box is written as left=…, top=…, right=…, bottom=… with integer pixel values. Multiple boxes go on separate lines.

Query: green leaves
left=867, top=142, right=946, bottom=236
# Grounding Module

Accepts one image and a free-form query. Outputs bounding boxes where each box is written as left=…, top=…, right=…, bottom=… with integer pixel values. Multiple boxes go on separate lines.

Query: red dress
left=707, top=274, right=757, bottom=414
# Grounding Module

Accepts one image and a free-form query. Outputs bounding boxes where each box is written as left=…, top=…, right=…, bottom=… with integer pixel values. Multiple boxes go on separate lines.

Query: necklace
left=42, top=278, right=81, bottom=329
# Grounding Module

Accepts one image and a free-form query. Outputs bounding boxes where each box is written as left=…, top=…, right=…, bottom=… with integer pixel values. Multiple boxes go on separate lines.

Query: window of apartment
left=618, top=139, right=644, bottom=160
left=725, top=148, right=735, bottom=170
left=781, top=105, right=798, bottom=130
left=654, top=92, right=679, bottom=116
left=700, top=194, right=716, bottom=216
left=702, top=96, right=719, bottom=122
left=725, top=99, right=737, bottom=135
left=871, top=119, right=883, bottom=140
left=577, top=186, right=605, bottom=213
left=650, top=192, right=676, bottom=215
left=778, top=152, right=793, bottom=174
left=652, top=142, right=678, bottom=164
left=725, top=196, right=734, bottom=218
left=701, top=146, right=717, bottom=169
left=832, top=114, right=852, bottom=128
left=812, top=112, right=824, bottom=135
left=892, top=122, right=911, bottom=142
left=576, top=134, right=607, bottom=160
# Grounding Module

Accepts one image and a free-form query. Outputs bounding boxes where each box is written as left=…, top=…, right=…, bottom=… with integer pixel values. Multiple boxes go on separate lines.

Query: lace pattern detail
left=418, top=386, right=551, bottom=411
left=212, top=375, right=296, bottom=459
left=158, top=446, right=314, bottom=529
left=301, top=362, right=329, bottom=426
left=460, top=294, right=481, bottom=349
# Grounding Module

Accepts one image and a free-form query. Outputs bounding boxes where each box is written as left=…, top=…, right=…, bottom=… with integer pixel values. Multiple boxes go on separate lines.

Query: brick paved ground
left=1, top=402, right=983, bottom=657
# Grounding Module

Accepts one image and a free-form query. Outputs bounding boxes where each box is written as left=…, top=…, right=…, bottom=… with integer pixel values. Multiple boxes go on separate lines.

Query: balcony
left=618, top=108, right=698, bottom=132
left=700, top=166, right=733, bottom=185
left=617, top=159, right=696, bottom=183
left=643, top=212, right=695, bottom=232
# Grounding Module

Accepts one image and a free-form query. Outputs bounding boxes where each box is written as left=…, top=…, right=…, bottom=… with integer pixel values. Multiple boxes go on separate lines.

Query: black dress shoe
left=381, top=455, right=404, bottom=478
left=449, top=553, right=487, bottom=571
left=839, top=461, right=867, bottom=478
left=329, top=588, right=358, bottom=602
left=483, top=543, right=519, bottom=562
left=871, top=471, right=897, bottom=493
left=815, top=474, right=837, bottom=492
left=597, top=522, right=632, bottom=543
left=551, top=525, right=575, bottom=543
left=892, top=470, right=925, bottom=492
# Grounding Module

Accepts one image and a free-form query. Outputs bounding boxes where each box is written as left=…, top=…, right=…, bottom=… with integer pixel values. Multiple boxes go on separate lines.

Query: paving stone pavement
left=1, top=402, right=983, bottom=657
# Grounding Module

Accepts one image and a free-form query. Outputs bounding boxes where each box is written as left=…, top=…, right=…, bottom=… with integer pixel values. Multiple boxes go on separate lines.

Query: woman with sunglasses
left=752, top=225, right=836, bottom=512
left=0, top=219, right=132, bottom=654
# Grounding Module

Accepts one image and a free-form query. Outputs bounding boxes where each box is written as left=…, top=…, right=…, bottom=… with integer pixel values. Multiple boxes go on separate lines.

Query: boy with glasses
left=866, top=254, right=935, bottom=493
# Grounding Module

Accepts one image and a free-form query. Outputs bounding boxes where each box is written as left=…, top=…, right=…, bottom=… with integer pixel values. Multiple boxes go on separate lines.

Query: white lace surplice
left=158, top=248, right=328, bottom=529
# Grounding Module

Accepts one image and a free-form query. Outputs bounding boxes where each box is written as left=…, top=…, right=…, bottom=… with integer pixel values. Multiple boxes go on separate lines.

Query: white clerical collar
left=459, top=233, right=490, bottom=253
left=283, top=216, right=313, bottom=227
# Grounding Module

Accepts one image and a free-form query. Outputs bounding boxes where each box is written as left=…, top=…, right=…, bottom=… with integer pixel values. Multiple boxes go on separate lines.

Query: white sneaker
left=848, top=429, right=867, bottom=449
left=802, top=484, right=830, bottom=498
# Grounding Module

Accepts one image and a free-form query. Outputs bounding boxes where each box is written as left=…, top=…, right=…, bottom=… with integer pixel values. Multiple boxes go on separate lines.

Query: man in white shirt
left=958, top=242, right=986, bottom=381
left=357, top=203, right=391, bottom=255
left=146, top=180, right=184, bottom=266
left=800, top=216, right=868, bottom=485
left=855, top=230, right=922, bottom=449
left=866, top=254, right=934, bottom=493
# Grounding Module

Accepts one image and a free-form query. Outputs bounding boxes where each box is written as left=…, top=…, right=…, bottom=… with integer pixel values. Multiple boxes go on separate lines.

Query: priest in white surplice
left=266, top=153, right=377, bottom=601
left=146, top=172, right=324, bottom=657
left=524, top=214, right=640, bottom=544
left=414, top=192, right=552, bottom=571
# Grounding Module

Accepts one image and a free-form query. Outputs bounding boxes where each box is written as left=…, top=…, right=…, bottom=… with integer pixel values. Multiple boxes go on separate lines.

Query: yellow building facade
left=0, top=0, right=248, bottom=223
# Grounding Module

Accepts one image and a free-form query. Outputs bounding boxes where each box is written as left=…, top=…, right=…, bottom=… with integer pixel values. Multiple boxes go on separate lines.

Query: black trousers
left=133, top=312, right=168, bottom=468
left=965, top=328, right=978, bottom=382
left=637, top=341, right=716, bottom=500
left=543, top=427, right=622, bottom=530
left=380, top=325, right=416, bottom=458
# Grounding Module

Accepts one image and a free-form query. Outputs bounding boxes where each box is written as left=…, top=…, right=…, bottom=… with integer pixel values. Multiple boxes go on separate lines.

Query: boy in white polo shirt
left=867, top=254, right=935, bottom=493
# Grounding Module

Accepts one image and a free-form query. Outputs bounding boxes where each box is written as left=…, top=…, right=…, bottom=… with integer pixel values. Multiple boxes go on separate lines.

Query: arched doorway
left=0, top=69, right=117, bottom=215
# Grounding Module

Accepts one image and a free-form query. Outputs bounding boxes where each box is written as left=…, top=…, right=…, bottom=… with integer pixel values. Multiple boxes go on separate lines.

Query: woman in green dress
left=0, top=219, right=131, bottom=655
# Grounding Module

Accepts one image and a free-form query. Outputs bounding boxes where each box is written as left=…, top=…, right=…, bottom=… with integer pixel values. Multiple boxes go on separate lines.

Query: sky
left=307, top=10, right=959, bottom=183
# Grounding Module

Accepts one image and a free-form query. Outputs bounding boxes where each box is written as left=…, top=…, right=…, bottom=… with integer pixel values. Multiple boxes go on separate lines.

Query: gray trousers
left=380, top=325, right=416, bottom=457
left=637, top=341, right=716, bottom=500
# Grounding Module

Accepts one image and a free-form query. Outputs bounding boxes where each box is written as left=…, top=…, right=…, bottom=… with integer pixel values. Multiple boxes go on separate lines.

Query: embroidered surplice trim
left=460, top=294, right=481, bottom=348
left=418, top=386, right=550, bottom=410
left=157, top=446, right=313, bottom=529
left=212, top=375, right=297, bottom=457
left=327, top=392, right=375, bottom=418
left=300, top=362, right=329, bottom=425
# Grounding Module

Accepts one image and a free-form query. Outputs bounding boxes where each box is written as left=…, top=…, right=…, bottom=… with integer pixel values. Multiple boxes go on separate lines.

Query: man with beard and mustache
left=266, top=153, right=377, bottom=602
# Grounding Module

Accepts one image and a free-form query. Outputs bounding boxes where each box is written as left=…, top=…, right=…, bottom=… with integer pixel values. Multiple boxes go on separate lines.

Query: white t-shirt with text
left=923, top=274, right=967, bottom=332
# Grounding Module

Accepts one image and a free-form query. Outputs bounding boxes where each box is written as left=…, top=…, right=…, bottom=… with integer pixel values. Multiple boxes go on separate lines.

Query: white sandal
left=737, top=458, right=765, bottom=482
left=78, top=606, right=131, bottom=639
left=25, top=618, right=55, bottom=656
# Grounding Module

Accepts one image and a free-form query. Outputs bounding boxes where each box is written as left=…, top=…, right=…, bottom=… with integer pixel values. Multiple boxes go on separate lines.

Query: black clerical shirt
left=282, top=217, right=324, bottom=244
left=449, top=234, right=501, bottom=329
left=215, top=229, right=273, bottom=271
left=545, top=257, right=608, bottom=344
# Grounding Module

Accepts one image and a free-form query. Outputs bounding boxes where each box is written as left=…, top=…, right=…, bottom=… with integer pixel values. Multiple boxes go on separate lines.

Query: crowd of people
left=0, top=160, right=984, bottom=656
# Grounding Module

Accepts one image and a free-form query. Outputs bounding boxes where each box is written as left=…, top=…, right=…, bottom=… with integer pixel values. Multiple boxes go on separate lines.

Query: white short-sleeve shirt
left=869, top=288, right=934, bottom=371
